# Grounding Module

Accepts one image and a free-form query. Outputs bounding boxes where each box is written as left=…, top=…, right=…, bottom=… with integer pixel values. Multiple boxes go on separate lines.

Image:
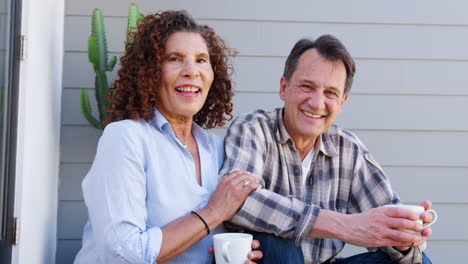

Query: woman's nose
left=182, top=61, right=199, bottom=78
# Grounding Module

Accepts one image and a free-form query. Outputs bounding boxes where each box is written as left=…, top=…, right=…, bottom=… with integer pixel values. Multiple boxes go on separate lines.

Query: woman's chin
left=177, top=107, right=204, bottom=119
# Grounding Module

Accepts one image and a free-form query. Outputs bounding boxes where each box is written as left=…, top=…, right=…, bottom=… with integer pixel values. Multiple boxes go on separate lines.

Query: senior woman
left=74, top=10, right=261, bottom=264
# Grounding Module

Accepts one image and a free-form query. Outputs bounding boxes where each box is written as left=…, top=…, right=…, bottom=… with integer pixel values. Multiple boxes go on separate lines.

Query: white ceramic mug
left=213, top=233, right=252, bottom=264
left=383, top=204, right=438, bottom=233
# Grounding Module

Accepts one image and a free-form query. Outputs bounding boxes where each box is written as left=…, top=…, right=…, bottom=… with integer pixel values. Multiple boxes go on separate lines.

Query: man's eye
left=325, top=90, right=338, bottom=98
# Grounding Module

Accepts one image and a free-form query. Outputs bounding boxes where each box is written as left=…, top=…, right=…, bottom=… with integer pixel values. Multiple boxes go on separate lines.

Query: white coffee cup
left=383, top=204, right=438, bottom=233
left=213, top=233, right=252, bottom=264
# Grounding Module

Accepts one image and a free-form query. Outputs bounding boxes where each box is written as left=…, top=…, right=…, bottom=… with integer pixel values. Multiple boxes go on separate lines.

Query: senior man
left=220, top=35, right=433, bottom=264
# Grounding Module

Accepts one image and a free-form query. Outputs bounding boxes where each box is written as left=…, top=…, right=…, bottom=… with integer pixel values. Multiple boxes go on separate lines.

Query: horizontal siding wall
left=60, top=1, right=468, bottom=263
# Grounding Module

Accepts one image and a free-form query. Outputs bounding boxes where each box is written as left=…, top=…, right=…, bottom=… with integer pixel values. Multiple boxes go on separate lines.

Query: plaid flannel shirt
left=220, top=108, right=423, bottom=264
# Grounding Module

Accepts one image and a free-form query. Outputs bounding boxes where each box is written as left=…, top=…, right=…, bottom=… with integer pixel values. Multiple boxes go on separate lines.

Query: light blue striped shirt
left=74, top=109, right=224, bottom=264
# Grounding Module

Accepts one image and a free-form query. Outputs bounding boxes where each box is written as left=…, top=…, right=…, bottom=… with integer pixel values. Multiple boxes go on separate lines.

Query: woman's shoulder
left=100, top=119, right=154, bottom=145
left=105, top=119, right=151, bottom=134
left=195, top=127, right=222, bottom=150
left=106, top=118, right=148, bottom=129
left=205, top=129, right=222, bottom=143
left=201, top=129, right=224, bottom=168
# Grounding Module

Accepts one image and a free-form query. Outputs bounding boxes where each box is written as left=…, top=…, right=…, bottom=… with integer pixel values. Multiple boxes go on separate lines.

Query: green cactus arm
left=80, top=89, right=102, bottom=129
left=88, top=35, right=98, bottom=70
left=95, top=71, right=110, bottom=123
left=126, top=4, right=140, bottom=43
left=83, top=5, right=143, bottom=130
left=108, top=56, right=117, bottom=71
left=91, top=8, right=109, bottom=71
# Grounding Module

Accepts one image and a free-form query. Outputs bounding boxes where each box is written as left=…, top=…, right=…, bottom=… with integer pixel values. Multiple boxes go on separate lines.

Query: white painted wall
left=12, top=0, right=64, bottom=263
left=59, top=1, right=468, bottom=263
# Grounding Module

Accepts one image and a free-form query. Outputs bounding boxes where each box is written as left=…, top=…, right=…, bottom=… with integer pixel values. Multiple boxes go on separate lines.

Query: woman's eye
left=197, top=58, right=207, bottom=63
left=169, top=57, right=180, bottom=62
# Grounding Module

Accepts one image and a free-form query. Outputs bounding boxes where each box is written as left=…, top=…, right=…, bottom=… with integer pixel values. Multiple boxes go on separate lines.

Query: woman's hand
left=208, top=240, right=263, bottom=264
left=205, top=170, right=260, bottom=222
left=246, top=239, right=263, bottom=263
left=157, top=171, right=259, bottom=263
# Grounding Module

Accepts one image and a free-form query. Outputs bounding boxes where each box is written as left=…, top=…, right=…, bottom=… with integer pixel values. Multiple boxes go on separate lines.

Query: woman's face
left=156, top=31, right=214, bottom=121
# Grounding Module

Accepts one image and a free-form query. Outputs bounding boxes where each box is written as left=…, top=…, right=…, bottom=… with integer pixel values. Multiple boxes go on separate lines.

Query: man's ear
left=279, top=76, right=287, bottom=101
left=341, top=93, right=349, bottom=106
left=337, top=93, right=349, bottom=115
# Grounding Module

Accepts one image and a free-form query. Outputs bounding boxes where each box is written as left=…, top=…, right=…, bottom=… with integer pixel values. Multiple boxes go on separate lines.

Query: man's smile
left=302, top=110, right=325, bottom=119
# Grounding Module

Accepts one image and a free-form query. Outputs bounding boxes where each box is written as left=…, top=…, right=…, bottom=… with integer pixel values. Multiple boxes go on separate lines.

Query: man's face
left=280, top=48, right=348, bottom=144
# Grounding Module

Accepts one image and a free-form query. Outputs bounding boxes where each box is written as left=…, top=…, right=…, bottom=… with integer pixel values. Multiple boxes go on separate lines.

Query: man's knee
left=333, top=251, right=432, bottom=264
left=250, top=232, right=304, bottom=264
left=332, top=251, right=396, bottom=264
left=422, top=252, right=432, bottom=264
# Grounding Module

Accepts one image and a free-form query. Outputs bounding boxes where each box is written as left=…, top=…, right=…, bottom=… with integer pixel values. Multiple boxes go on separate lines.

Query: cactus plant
left=80, top=4, right=143, bottom=129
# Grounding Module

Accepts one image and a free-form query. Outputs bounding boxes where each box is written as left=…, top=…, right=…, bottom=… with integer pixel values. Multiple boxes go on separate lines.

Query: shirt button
left=294, top=168, right=300, bottom=175
left=116, top=245, right=123, bottom=252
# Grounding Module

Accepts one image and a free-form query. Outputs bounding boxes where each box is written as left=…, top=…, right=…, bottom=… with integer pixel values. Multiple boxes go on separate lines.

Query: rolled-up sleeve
left=230, top=189, right=319, bottom=245
left=82, top=122, right=161, bottom=263
left=220, top=117, right=319, bottom=245
left=348, top=152, right=423, bottom=264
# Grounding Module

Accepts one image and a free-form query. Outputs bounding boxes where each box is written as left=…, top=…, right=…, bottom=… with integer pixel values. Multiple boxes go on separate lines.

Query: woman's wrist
left=191, top=211, right=210, bottom=235
left=196, top=206, right=224, bottom=232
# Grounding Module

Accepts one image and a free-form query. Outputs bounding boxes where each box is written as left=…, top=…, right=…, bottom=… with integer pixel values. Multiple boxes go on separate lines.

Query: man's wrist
left=307, top=210, right=349, bottom=240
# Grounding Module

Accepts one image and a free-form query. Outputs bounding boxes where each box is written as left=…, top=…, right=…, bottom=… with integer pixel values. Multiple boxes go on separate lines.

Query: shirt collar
left=275, top=107, right=339, bottom=158
left=275, top=108, right=291, bottom=144
left=152, top=108, right=209, bottom=143
left=153, top=108, right=171, bottom=132
left=318, top=126, right=339, bottom=157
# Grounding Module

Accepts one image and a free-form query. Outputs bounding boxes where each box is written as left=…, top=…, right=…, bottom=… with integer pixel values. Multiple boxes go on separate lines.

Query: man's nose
left=307, top=90, right=326, bottom=109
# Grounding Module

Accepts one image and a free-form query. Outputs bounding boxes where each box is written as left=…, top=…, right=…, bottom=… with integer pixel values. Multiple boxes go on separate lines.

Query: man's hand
left=394, top=200, right=434, bottom=251
left=342, top=206, right=423, bottom=247
left=418, top=200, right=435, bottom=237
left=309, top=201, right=436, bottom=249
left=208, top=239, right=263, bottom=264
left=314, top=205, right=428, bottom=248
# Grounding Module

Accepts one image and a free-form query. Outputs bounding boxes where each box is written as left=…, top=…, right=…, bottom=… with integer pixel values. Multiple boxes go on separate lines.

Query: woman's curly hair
left=106, top=10, right=235, bottom=129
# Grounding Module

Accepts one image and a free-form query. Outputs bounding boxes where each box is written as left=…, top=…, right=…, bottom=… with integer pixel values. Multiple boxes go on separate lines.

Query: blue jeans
left=251, top=232, right=432, bottom=264
left=331, top=251, right=432, bottom=264
left=251, top=232, right=304, bottom=264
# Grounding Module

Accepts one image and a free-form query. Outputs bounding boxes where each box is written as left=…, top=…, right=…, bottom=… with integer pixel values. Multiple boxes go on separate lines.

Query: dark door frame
left=0, top=0, right=22, bottom=262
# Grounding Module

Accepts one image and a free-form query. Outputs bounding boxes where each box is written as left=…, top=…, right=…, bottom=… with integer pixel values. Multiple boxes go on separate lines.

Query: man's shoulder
left=234, top=108, right=279, bottom=122
left=225, top=108, right=280, bottom=140
left=327, top=124, right=371, bottom=155
left=232, top=108, right=280, bottom=127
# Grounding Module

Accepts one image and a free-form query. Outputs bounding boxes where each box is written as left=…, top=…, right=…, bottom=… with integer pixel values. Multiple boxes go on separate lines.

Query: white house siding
left=59, top=1, right=468, bottom=263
